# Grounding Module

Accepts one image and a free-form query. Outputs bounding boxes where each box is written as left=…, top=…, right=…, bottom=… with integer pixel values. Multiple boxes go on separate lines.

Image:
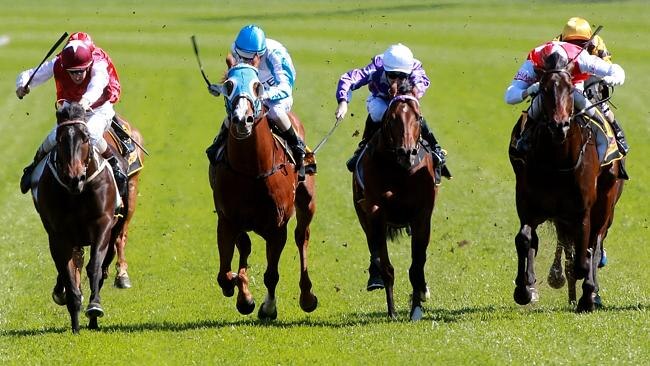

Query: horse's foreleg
left=514, top=224, right=538, bottom=305
left=258, top=227, right=288, bottom=321
left=234, top=232, right=254, bottom=315
left=85, top=220, right=113, bottom=329
left=409, top=216, right=431, bottom=321
left=49, top=240, right=82, bottom=333
left=295, top=184, right=317, bottom=313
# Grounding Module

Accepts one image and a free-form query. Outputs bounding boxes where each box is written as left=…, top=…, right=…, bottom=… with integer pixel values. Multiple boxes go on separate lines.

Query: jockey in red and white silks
left=504, top=41, right=625, bottom=122
left=16, top=39, right=120, bottom=157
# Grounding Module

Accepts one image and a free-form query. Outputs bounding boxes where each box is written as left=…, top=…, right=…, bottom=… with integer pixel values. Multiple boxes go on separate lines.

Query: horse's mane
left=56, top=102, right=86, bottom=123
left=544, top=52, right=569, bottom=71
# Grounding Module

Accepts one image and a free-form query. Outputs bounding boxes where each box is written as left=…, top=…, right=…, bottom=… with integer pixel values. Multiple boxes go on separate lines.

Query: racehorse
left=208, top=60, right=317, bottom=320
left=509, top=52, right=624, bottom=311
left=36, top=102, right=119, bottom=333
left=104, top=115, right=145, bottom=289
left=352, top=79, right=438, bottom=320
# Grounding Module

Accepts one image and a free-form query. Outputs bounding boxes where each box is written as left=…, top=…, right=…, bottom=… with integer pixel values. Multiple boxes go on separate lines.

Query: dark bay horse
left=36, top=102, right=119, bottom=333
left=509, top=53, right=625, bottom=312
left=352, top=80, right=438, bottom=320
left=208, top=61, right=317, bottom=320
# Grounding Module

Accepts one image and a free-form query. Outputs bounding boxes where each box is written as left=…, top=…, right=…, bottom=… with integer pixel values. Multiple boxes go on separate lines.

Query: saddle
left=106, top=116, right=143, bottom=177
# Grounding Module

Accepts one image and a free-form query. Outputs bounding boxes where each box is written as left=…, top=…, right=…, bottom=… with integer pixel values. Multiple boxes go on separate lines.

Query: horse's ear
left=254, top=82, right=264, bottom=99
left=224, top=80, right=235, bottom=96
left=226, top=53, right=236, bottom=69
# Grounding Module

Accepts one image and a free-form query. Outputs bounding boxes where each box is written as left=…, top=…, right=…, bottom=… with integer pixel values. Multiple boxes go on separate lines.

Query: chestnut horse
left=104, top=116, right=145, bottom=289
left=352, top=80, right=438, bottom=320
left=208, top=62, right=317, bottom=320
left=509, top=53, right=624, bottom=312
left=35, top=102, right=119, bottom=333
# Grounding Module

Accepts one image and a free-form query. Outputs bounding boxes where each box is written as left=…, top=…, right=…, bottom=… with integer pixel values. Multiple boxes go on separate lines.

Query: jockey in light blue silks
left=206, top=24, right=306, bottom=179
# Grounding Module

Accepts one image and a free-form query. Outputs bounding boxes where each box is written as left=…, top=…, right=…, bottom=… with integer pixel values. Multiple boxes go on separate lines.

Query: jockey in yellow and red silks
left=16, top=33, right=126, bottom=194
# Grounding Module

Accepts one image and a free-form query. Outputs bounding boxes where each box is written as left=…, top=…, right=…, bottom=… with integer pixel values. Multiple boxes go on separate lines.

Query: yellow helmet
left=562, top=17, right=593, bottom=41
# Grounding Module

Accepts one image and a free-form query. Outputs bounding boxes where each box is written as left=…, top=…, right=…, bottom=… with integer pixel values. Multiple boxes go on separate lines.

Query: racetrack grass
left=1, top=0, right=649, bottom=364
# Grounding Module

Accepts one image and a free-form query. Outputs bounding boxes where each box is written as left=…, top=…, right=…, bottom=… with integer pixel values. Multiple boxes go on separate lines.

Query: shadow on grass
left=2, top=302, right=646, bottom=337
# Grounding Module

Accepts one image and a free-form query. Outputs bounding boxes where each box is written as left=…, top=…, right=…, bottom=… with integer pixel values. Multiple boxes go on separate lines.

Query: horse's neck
left=227, top=119, right=278, bottom=173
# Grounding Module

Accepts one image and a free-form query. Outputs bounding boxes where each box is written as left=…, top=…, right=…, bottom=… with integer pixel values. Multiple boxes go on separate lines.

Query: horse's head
left=538, top=51, right=575, bottom=139
left=54, top=102, right=91, bottom=194
left=382, top=80, right=422, bottom=169
left=222, top=63, right=265, bottom=139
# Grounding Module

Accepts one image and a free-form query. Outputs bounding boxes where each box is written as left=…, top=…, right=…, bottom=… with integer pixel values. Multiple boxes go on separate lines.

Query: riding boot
left=102, top=149, right=128, bottom=197
left=20, top=146, right=47, bottom=194
left=420, top=117, right=452, bottom=183
left=367, top=257, right=384, bottom=291
left=346, top=115, right=380, bottom=172
left=206, top=123, right=228, bottom=166
left=279, top=126, right=306, bottom=181
left=609, top=119, right=630, bottom=155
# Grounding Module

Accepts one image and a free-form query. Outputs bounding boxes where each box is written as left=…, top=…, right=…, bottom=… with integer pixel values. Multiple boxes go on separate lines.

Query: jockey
left=16, top=33, right=127, bottom=194
left=504, top=40, right=627, bottom=178
left=556, top=17, right=629, bottom=157
left=334, top=43, right=452, bottom=181
left=206, top=24, right=306, bottom=180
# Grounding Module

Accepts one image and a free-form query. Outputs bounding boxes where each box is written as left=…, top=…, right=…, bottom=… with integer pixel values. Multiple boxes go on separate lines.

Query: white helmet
left=382, top=43, right=414, bottom=73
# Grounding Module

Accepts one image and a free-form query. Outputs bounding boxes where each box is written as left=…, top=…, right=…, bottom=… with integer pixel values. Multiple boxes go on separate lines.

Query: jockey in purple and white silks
left=333, top=43, right=451, bottom=180
left=206, top=24, right=306, bottom=179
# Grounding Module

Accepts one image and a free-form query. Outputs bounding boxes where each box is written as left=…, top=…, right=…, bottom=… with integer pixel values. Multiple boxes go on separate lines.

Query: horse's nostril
left=246, top=116, right=254, bottom=124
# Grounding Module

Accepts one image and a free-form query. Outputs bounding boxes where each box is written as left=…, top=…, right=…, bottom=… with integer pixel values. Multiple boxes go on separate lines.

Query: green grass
left=1, top=0, right=649, bottom=364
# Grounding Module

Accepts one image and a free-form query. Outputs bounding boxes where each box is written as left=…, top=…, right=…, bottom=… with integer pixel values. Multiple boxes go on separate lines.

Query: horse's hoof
left=576, top=296, right=595, bottom=313
left=85, top=303, right=104, bottom=318
left=114, top=274, right=132, bottom=289
left=300, top=294, right=318, bottom=313
left=593, top=293, right=603, bottom=309
left=52, top=289, right=67, bottom=306
left=366, top=275, right=384, bottom=292
left=236, top=298, right=255, bottom=315
left=547, top=270, right=566, bottom=289
left=513, top=286, right=532, bottom=305
left=258, top=303, right=278, bottom=321
left=222, top=287, right=235, bottom=297
left=410, top=305, right=424, bottom=321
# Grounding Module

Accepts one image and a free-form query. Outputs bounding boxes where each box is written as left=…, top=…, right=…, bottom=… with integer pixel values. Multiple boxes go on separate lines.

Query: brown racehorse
left=36, top=102, right=119, bottom=333
left=352, top=80, right=438, bottom=320
left=509, top=52, right=625, bottom=312
left=208, top=61, right=317, bottom=320
left=103, top=116, right=145, bottom=288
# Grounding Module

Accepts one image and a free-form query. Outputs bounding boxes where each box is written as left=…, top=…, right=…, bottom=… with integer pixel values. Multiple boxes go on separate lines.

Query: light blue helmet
left=234, top=25, right=266, bottom=59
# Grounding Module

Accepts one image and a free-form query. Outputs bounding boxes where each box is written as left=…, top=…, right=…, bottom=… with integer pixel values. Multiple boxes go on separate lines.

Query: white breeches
left=40, top=102, right=115, bottom=154
left=528, top=89, right=596, bottom=121
left=265, top=97, right=293, bottom=132
left=366, top=95, right=389, bottom=123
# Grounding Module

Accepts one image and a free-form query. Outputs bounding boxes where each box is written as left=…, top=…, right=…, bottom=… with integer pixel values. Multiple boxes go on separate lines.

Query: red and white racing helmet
left=61, top=40, right=93, bottom=70
left=68, top=32, right=94, bottom=50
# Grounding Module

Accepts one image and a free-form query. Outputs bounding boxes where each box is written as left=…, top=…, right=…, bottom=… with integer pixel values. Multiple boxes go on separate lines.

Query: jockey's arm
left=410, top=61, right=430, bottom=99
left=263, top=51, right=293, bottom=101
left=577, top=52, right=625, bottom=86
left=505, top=60, right=537, bottom=104
left=336, top=61, right=375, bottom=103
left=82, top=59, right=110, bottom=105
left=15, top=57, right=56, bottom=90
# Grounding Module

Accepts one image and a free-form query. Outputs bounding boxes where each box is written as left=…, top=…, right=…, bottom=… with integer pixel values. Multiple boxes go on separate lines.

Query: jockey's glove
left=208, top=84, right=222, bottom=97
left=526, top=82, right=540, bottom=97
left=335, top=101, right=348, bottom=120
left=602, top=75, right=622, bottom=87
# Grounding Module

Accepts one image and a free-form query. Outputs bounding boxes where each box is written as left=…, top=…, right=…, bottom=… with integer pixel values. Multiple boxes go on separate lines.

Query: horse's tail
left=386, top=225, right=409, bottom=242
